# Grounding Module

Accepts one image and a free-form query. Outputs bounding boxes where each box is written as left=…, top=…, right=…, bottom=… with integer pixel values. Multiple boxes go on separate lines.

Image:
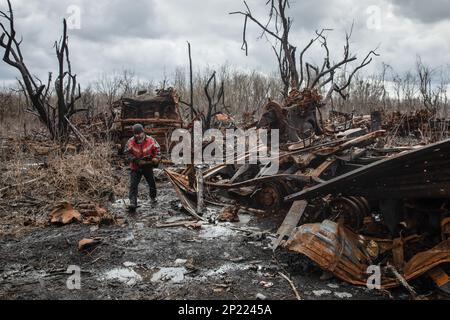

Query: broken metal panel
left=165, top=169, right=204, bottom=221
left=285, top=220, right=375, bottom=286
left=428, top=267, right=450, bottom=294
left=284, top=220, right=450, bottom=289
left=313, top=130, right=385, bottom=156
left=273, top=200, right=308, bottom=250
left=206, top=173, right=311, bottom=190
left=203, top=164, right=228, bottom=180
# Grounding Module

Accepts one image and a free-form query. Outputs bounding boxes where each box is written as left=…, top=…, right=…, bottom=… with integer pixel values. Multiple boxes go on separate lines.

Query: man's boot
left=128, top=197, right=138, bottom=212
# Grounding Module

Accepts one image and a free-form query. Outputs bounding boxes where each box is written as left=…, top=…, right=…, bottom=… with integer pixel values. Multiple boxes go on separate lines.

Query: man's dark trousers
left=129, top=167, right=157, bottom=207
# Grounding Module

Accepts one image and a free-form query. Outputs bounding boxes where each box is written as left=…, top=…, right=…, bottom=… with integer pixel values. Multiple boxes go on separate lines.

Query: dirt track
left=0, top=181, right=407, bottom=300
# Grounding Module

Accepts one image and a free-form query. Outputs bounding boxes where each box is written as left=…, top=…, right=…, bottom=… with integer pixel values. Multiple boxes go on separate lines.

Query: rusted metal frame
left=166, top=168, right=268, bottom=218
left=165, top=169, right=196, bottom=193
left=203, top=164, right=228, bottom=180
left=278, top=138, right=350, bottom=161
left=201, top=143, right=269, bottom=182
left=313, top=130, right=386, bottom=156
left=338, top=130, right=385, bottom=149
left=165, top=170, right=205, bottom=221
left=273, top=200, right=308, bottom=250
left=285, top=136, right=316, bottom=151
left=196, top=168, right=205, bottom=214
left=334, top=147, right=367, bottom=163
left=285, top=139, right=450, bottom=202
left=206, top=173, right=312, bottom=190
left=309, top=157, right=338, bottom=179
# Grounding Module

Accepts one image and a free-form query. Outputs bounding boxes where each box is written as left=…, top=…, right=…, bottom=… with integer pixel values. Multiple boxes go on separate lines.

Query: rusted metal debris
left=111, top=88, right=184, bottom=154
left=218, top=206, right=240, bottom=222
left=50, top=202, right=82, bottom=225
left=165, top=88, right=450, bottom=295
left=284, top=220, right=450, bottom=291
left=276, top=138, right=450, bottom=293
left=165, top=128, right=391, bottom=215
left=78, top=237, right=103, bottom=252
left=273, top=200, right=307, bottom=250
left=49, top=202, right=115, bottom=226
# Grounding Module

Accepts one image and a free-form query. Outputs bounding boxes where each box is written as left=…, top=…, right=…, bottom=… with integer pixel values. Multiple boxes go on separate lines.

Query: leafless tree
left=188, top=42, right=194, bottom=121
left=200, top=71, right=226, bottom=130
left=54, top=19, right=82, bottom=140
left=95, top=70, right=136, bottom=108
left=0, top=0, right=82, bottom=141
left=173, top=64, right=281, bottom=123
left=415, top=56, right=446, bottom=112
left=230, top=1, right=379, bottom=100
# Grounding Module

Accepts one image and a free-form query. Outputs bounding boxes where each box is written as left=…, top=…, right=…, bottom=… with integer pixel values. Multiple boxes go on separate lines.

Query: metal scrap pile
left=111, top=88, right=184, bottom=154
left=165, top=89, right=450, bottom=296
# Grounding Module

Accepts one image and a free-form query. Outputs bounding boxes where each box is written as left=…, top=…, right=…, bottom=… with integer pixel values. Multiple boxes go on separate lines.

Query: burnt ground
left=0, top=181, right=409, bottom=300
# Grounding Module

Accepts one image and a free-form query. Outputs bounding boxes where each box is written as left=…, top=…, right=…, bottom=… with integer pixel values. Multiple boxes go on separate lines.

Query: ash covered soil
left=0, top=182, right=404, bottom=300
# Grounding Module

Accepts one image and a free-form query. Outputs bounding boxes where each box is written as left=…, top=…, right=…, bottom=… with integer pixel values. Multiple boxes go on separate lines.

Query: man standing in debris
left=124, top=124, right=161, bottom=212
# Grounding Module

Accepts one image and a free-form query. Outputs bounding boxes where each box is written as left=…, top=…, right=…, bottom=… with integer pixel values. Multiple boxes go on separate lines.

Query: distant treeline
left=1, top=60, right=449, bottom=136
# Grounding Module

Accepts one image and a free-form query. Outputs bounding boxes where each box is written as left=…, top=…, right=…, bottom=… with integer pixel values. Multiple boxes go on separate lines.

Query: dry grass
left=1, top=141, right=126, bottom=213
left=0, top=140, right=128, bottom=237
left=46, top=144, right=124, bottom=202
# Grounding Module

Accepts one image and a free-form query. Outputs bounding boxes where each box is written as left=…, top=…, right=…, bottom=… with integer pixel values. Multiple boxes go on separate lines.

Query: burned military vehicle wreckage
left=111, top=88, right=183, bottom=154
left=165, top=87, right=450, bottom=295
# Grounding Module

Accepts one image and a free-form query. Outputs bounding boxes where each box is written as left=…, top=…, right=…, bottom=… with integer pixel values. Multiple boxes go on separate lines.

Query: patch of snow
left=123, top=262, right=137, bottom=267
left=174, top=259, right=187, bottom=265
left=334, top=292, right=353, bottom=299
left=312, top=289, right=332, bottom=297
left=198, top=225, right=236, bottom=239
left=111, top=199, right=129, bottom=209
left=101, top=268, right=142, bottom=286
left=327, top=283, right=340, bottom=289
left=151, top=267, right=187, bottom=284
left=237, top=214, right=252, bottom=225
left=204, top=263, right=248, bottom=277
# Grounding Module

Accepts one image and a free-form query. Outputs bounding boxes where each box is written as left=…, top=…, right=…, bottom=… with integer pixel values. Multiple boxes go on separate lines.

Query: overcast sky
left=0, top=0, right=449, bottom=87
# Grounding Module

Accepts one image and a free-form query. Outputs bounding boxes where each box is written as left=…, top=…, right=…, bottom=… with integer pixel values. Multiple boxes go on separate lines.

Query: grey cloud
left=74, top=0, right=161, bottom=42
left=390, top=0, right=450, bottom=23
left=0, top=0, right=449, bottom=86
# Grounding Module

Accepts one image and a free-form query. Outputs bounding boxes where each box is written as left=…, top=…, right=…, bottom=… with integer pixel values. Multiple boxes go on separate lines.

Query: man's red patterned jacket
left=124, top=135, right=161, bottom=171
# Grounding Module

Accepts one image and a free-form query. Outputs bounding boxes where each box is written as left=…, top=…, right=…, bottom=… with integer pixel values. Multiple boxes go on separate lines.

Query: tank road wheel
left=329, top=196, right=370, bottom=231
left=254, top=181, right=290, bottom=213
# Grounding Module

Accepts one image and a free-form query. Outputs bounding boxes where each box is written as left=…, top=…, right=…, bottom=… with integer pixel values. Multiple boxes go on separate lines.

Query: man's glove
left=138, top=156, right=160, bottom=167
left=137, top=159, right=150, bottom=167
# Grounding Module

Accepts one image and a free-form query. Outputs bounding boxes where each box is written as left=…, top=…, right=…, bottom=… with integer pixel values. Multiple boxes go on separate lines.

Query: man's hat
left=132, top=124, right=144, bottom=134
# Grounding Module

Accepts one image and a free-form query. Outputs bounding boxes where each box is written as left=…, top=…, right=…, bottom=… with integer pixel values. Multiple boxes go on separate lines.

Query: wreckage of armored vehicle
left=112, top=88, right=184, bottom=154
